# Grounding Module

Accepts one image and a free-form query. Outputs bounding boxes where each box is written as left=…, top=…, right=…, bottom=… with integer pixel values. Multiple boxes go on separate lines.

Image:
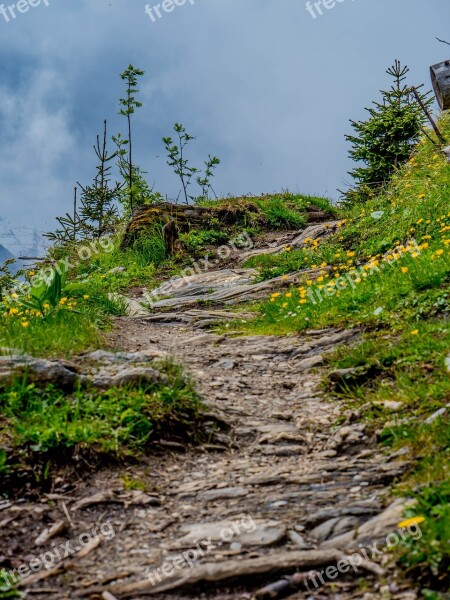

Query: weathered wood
left=430, top=59, right=450, bottom=110
left=412, top=87, right=446, bottom=144
left=161, top=219, right=179, bottom=255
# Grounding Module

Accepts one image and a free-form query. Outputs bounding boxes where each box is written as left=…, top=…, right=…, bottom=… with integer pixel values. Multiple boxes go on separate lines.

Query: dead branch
left=76, top=548, right=385, bottom=598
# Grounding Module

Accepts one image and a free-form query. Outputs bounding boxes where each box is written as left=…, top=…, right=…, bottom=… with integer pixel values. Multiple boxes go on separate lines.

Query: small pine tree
left=45, top=187, right=81, bottom=244
left=345, top=60, right=432, bottom=204
left=78, top=120, right=121, bottom=238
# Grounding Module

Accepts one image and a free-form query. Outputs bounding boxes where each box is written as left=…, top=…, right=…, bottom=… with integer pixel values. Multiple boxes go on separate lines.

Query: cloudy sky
left=0, top=0, right=449, bottom=250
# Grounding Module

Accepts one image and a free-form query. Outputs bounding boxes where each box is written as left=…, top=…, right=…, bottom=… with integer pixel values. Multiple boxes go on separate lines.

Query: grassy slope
left=0, top=360, right=202, bottom=489
left=0, top=193, right=334, bottom=358
left=0, top=193, right=332, bottom=485
left=238, top=116, right=450, bottom=593
left=1, top=144, right=447, bottom=592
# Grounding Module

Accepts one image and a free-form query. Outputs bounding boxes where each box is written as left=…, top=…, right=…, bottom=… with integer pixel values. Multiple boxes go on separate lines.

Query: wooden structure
left=431, top=59, right=450, bottom=110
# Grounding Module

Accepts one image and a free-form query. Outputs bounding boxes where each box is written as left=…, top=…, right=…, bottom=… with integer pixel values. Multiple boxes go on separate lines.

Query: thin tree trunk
left=127, top=83, right=133, bottom=213
left=73, top=187, right=77, bottom=242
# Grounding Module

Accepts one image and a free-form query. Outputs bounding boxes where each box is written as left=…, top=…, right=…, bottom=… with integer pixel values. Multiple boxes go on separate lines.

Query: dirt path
left=2, top=314, right=416, bottom=600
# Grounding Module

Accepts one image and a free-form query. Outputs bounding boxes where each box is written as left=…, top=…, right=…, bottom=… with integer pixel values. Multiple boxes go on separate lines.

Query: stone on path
left=175, top=519, right=286, bottom=548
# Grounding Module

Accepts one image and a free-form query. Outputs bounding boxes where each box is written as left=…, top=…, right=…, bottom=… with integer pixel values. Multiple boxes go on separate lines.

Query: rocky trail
left=1, top=227, right=418, bottom=600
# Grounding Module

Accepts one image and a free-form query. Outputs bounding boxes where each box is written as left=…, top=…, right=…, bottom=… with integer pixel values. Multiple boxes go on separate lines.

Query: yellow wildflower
left=398, top=516, right=425, bottom=529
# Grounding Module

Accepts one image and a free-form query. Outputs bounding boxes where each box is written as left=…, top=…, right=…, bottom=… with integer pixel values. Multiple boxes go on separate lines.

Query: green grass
left=255, top=196, right=307, bottom=229
left=0, top=191, right=335, bottom=360
left=0, top=360, right=202, bottom=483
left=0, top=309, right=103, bottom=358
left=0, top=584, right=20, bottom=599
left=233, top=116, right=450, bottom=593
left=398, top=481, right=450, bottom=590
left=197, top=192, right=336, bottom=230
left=180, top=229, right=230, bottom=253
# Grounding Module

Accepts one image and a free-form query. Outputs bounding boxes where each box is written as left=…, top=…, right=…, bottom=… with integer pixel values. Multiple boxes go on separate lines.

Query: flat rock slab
left=146, top=269, right=257, bottom=304
left=145, top=267, right=332, bottom=311
left=0, top=355, right=80, bottom=390
left=238, top=222, right=340, bottom=263
left=175, top=519, right=286, bottom=548
left=0, top=350, right=168, bottom=392
left=198, top=487, right=249, bottom=502
left=142, top=309, right=253, bottom=324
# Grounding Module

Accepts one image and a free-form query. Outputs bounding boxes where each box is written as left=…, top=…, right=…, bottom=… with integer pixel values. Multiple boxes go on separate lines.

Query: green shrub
left=181, top=229, right=230, bottom=252
left=131, top=227, right=167, bottom=267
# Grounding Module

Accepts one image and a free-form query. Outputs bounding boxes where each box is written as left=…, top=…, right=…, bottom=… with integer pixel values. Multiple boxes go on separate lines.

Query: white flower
left=373, top=307, right=384, bottom=316
left=371, top=211, right=384, bottom=220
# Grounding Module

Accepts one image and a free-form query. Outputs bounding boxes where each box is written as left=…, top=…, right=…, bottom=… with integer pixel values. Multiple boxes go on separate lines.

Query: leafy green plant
left=18, top=260, right=69, bottom=318
left=0, top=449, right=8, bottom=476
left=196, top=155, right=220, bottom=200
left=0, top=581, right=21, bottom=598
left=163, top=123, right=220, bottom=204
left=121, top=474, right=147, bottom=491
left=398, top=481, right=450, bottom=589
left=181, top=229, right=229, bottom=252
left=0, top=259, right=17, bottom=302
